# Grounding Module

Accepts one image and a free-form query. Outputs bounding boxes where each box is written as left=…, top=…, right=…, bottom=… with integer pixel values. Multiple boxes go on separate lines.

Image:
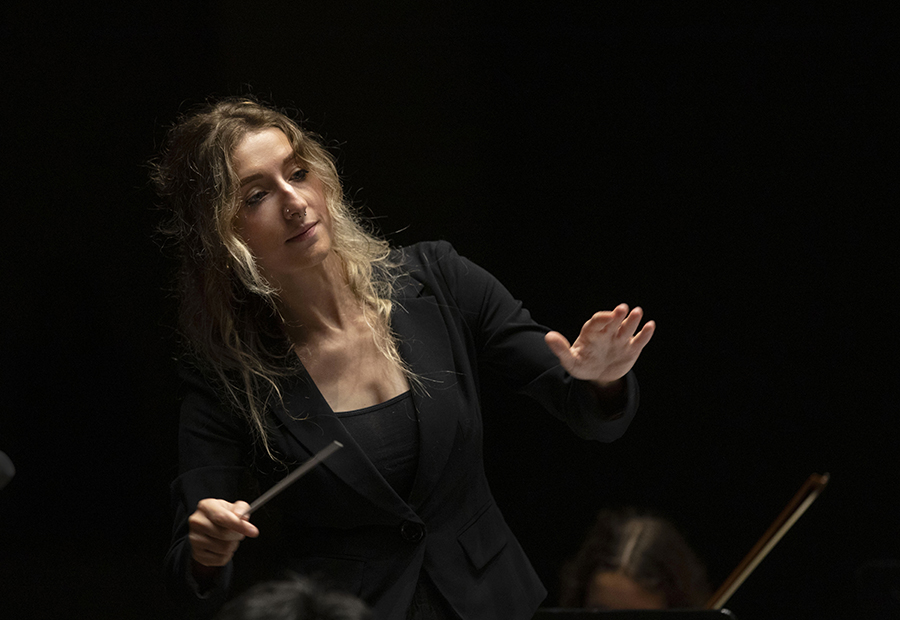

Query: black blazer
left=166, top=241, right=639, bottom=619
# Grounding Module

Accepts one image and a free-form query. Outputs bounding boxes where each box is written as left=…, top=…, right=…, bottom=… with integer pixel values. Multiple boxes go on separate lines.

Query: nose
left=280, top=183, right=308, bottom=219
left=284, top=204, right=307, bottom=219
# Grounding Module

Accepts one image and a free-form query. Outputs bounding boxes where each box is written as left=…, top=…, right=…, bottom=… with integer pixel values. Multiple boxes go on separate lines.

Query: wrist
left=589, top=377, right=624, bottom=396
left=191, top=558, right=222, bottom=581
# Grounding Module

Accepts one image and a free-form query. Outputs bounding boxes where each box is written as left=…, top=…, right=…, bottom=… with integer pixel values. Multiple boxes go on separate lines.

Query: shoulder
left=391, top=241, right=514, bottom=319
left=391, top=240, right=476, bottom=296
left=392, top=240, right=458, bottom=268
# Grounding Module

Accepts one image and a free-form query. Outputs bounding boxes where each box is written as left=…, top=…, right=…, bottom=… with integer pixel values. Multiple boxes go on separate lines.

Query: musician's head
left=560, top=508, right=711, bottom=610
left=213, top=574, right=371, bottom=620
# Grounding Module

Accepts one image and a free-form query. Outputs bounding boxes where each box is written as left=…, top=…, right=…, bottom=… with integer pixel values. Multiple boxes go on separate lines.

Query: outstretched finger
left=631, top=320, right=656, bottom=349
left=617, top=306, right=645, bottom=338
left=584, top=304, right=629, bottom=334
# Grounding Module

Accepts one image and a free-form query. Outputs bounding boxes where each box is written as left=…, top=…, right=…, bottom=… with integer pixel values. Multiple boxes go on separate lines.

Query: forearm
left=165, top=534, right=233, bottom=616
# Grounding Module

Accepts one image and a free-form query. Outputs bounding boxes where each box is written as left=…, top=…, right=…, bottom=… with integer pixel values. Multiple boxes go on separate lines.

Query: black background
left=1, top=3, right=896, bottom=619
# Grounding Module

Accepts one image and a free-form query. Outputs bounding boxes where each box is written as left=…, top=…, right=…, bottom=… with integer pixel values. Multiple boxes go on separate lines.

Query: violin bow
left=706, top=472, right=830, bottom=609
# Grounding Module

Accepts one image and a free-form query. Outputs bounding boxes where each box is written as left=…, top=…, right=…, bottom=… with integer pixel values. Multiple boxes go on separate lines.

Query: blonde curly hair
left=151, top=97, right=406, bottom=457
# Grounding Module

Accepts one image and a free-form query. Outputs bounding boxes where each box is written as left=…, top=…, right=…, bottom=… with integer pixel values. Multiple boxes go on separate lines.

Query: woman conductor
left=152, top=97, right=655, bottom=619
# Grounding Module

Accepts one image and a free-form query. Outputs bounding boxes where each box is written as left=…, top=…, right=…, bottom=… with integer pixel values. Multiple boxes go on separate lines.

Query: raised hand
left=544, top=304, right=655, bottom=387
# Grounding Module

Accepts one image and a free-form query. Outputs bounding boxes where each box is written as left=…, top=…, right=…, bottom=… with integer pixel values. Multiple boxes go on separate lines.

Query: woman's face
left=585, top=570, right=668, bottom=610
left=232, top=127, right=333, bottom=285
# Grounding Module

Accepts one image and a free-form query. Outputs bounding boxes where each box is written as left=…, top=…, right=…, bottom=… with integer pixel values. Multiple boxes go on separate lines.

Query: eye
left=244, top=190, right=267, bottom=207
left=290, top=168, right=309, bottom=182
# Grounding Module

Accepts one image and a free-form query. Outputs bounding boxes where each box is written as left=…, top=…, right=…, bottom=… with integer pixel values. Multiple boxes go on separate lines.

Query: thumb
left=544, top=331, right=574, bottom=365
left=232, top=501, right=260, bottom=538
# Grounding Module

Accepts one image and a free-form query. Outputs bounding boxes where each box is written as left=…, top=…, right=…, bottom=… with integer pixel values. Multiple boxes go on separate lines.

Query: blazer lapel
left=392, top=294, right=465, bottom=511
left=270, top=369, right=417, bottom=521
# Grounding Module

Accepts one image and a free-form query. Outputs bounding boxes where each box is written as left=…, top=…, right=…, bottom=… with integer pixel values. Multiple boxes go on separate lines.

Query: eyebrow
left=239, top=153, right=299, bottom=187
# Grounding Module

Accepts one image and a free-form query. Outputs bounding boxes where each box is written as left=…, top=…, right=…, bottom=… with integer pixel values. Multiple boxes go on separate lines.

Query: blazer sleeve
left=421, top=240, right=638, bottom=441
left=164, top=366, right=258, bottom=618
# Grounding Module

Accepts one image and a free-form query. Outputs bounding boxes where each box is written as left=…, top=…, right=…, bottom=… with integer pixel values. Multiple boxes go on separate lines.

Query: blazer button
left=400, top=521, right=425, bottom=543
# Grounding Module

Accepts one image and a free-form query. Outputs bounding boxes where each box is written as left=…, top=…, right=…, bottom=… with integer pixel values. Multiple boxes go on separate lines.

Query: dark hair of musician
left=213, top=575, right=372, bottom=620
left=560, top=507, right=712, bottom=608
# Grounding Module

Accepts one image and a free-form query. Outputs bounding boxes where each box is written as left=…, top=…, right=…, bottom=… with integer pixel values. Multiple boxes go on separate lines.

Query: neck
left=273, top=253, right=362, bottom=344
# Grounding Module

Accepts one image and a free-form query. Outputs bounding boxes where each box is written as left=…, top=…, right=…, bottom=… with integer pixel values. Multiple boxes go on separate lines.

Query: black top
left=335, top=391, right=418, bottom=501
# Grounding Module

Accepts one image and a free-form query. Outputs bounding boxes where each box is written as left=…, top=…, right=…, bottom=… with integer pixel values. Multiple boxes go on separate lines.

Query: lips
left=286, top=222, right=316, bottom=243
